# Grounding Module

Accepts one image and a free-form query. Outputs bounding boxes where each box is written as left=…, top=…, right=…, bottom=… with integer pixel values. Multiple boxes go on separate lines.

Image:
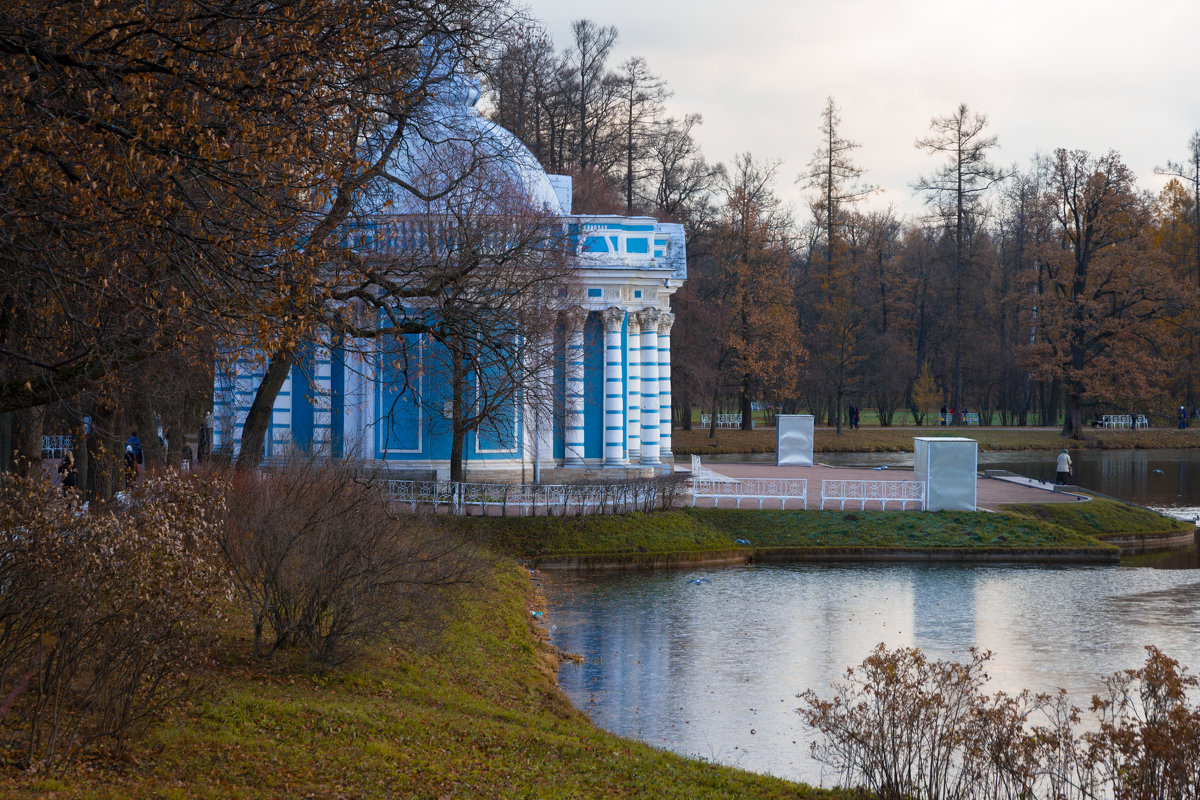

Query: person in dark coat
left=57, top=450, right=77, bottom=493
left=125, top=431, right=143, bottom=484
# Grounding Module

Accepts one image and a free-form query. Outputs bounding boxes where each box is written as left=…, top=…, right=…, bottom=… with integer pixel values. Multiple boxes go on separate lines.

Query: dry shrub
left=0, top=472, right=229, bottom=771
left=800, top=643, right=1200, bottom=800
left=221, top=457, right=485, bottom=666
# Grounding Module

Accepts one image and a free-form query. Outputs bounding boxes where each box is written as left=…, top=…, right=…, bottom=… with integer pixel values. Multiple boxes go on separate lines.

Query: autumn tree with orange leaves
left=0, top=0, right=516, bottom=475
left=706, top=155, right=802, bottom=431
left=1029, top=149, right=1180, bottom=437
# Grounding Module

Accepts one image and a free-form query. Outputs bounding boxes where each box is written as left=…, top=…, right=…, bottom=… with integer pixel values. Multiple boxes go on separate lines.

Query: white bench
left=820, top=479, right=926, bottom=510
left=691, top=477, right=807, bottom=509
left=1100, top=414, right=1145, bottom=429
left=700, top=413, right=744, bottom=429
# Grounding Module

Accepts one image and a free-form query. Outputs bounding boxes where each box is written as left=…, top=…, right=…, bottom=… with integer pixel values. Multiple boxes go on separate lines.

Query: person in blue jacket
left=125, top=430, right=143, bottom=484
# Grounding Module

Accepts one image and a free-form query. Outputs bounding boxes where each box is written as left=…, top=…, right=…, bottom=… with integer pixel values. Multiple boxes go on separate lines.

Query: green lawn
left=461, top=506, right=1118, bottom=563
left=8, top=497, right=1185, bottom=798
left=5, top=562, right=864, bottom=800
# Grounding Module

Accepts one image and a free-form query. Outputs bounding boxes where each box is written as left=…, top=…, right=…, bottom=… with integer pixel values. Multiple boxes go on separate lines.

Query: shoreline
left=532, top=544, right=1120, bottom=571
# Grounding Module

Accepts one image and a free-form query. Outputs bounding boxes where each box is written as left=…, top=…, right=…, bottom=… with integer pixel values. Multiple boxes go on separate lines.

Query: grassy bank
left=463, top=506, right=1121, bottom=564
left=1005, top=496, right=1195, bottom=539
left=8, top=497, right=1181, bottom=797
left=673, top=426, right=1200, bottom=455
left=6, top=560, right=861, bottom=800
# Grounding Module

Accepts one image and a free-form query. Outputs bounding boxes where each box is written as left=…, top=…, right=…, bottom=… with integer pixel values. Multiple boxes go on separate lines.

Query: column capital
left=657, top=312, right=675, bottom=336
left=602, top=306, right=625, bottom=331
left=563, top=307, right=588, bottom=330
left=635, top=307, right=660, bottom=328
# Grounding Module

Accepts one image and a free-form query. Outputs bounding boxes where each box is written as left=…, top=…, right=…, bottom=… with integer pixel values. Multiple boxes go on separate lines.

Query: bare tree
left=799, top=97, right=876, bottom=277
left=646, top=114, right=724, bottom=223
left=613, top=56, right=669, bottom=215
left=914, top=103, right=1003, bottom=425
left=564, top=20, right=619, bottom=174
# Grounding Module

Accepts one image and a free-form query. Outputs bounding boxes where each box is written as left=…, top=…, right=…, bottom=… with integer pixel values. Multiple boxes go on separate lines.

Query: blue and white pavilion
left=214, top=50, right=686, bottom=480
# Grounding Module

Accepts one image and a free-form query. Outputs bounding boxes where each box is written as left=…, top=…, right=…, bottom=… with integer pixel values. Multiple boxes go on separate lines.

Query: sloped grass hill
left=6, top=564, right=865, bottom=800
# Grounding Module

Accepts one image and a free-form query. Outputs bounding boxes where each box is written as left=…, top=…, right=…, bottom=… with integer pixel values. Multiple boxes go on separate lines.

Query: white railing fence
left=691, top=477, right=807, bottom=509
left=41, top=435, right=72, bottom=459
left=820, top=479, right=926, bottom=510
left=386, top=476, right=686, bottom=516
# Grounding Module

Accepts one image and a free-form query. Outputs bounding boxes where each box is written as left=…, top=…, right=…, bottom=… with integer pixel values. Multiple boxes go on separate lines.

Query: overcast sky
left=526, top=0, right=1200, bottom=220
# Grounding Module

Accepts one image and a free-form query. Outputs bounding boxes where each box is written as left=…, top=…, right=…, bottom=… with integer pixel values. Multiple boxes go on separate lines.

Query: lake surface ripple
left=547, top=563, right=1200, bottom=785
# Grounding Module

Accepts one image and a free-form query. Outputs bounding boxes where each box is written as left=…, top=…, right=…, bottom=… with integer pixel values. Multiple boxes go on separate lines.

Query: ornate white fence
left=820, top=479, right=926, bottom=510
left=691, top=477, right=807, bottom=509
left=689, top=454, right=718, bottom=478
left=699, top=413, right=743, bottom=429
left=41, top=435, right=72, bottom=459
left=386, top=479, right=668, bottom=516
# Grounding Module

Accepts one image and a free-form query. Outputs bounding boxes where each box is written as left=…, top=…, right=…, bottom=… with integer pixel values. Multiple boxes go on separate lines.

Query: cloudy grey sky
left=527, top=0, right=1200, bottom=219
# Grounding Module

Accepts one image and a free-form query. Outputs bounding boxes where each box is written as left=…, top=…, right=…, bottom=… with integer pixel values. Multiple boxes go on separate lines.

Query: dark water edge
left=1124, top=541, right=1200, bottom=569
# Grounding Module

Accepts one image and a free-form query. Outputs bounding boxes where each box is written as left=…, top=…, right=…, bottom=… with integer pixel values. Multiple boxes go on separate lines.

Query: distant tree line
left=486, top=20, right=1200, bottom=437
left=5, top=3, right=1200, bottom=490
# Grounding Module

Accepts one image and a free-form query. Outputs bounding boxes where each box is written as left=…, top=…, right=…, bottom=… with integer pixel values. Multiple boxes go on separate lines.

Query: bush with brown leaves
left=221, top=458, right=485, bottom=666
left=0, top=473, right=229, bottom=770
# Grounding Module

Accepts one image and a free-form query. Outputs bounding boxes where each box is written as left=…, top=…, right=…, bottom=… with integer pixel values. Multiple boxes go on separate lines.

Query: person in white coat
left=1056, top=449, right=1073, bottom=485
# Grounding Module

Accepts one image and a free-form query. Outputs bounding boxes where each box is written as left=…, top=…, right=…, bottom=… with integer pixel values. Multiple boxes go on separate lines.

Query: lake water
left=546, top=447, right=1200, bottom=787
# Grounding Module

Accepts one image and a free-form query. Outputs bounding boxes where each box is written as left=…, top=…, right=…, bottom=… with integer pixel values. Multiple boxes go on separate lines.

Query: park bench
left=1099, top=414, right=1146, bottom=429
left=699, top=413, right=744, bottom=429
left=963, top=412, right=979, bottom=425
left=820, top=479, right=926, bottom=510
left=690, top=477, right=807, bottom=509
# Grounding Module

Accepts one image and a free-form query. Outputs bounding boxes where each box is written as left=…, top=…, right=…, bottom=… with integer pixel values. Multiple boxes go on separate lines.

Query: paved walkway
left=690, top=460, right=1084, bottom=511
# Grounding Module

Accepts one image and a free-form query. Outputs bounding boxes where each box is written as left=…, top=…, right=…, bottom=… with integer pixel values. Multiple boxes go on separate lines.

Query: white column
left=637, top=308, right=660, bottom=465
left=657, top=312, right=674, bottom=461
left=626, top=312, right=641, bottom=461
left=602, top=307, right=627, bottom=467
left=564, top=309, right=586, bottom=467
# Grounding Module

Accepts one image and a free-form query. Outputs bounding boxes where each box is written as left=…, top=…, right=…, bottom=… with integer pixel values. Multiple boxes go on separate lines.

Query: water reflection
left=548, top=564, right=1200, bottom=786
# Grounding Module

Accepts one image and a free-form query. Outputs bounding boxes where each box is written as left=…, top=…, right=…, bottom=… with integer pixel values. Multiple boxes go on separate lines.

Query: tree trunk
left=740, top=380, right=753, bottom=431
left=11, top=405, right=43, bottom=477
left=0, top=412, right=11, bottom=473
left=236, top=346, right=295, bottom=470
left=1062, top=388, right=1084, bottom=439
left=87, top=405, right=120, bottom=502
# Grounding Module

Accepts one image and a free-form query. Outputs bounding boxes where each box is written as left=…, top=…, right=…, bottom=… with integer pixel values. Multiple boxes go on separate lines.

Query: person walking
left=1056, top=448, right=1073, bottom=485
left=125, top=430, right=143, bottom=484
left=57, top=450, right=77, bottom=494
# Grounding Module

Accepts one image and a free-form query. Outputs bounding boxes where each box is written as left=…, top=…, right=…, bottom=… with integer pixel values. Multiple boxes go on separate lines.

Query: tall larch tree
left=914, top=103, right=1002, bottom=425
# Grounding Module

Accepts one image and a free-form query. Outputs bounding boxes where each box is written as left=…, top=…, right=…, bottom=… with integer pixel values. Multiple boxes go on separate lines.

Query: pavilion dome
left=366, top=42, right=562, bottom=218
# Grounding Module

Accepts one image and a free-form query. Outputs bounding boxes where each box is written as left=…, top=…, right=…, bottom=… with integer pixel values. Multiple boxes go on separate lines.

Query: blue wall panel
left=584, top=313, right=603, bottom=459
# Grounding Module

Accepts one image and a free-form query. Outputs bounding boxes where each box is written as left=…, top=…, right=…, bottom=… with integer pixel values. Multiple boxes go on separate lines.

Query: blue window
left=626, top=238, right=649, bottom=254
left=587, top=288, right=602, bottom=298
